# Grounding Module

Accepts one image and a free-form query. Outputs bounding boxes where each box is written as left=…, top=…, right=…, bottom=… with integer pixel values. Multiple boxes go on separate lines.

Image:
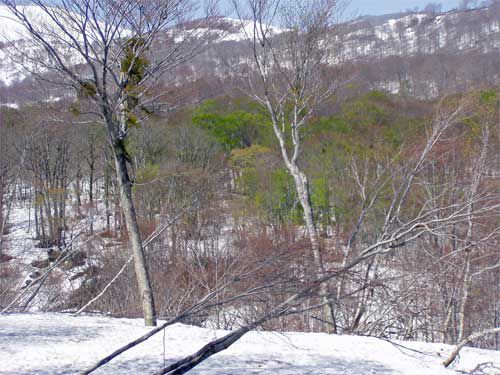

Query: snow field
left=0, top=313, right=499, bottom=374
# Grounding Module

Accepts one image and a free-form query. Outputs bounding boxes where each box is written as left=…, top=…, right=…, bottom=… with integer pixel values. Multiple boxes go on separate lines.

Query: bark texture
left=112, top=140, right=156, bottom=326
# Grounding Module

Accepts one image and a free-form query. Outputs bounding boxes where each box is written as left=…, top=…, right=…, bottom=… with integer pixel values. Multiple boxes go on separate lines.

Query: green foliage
left=229, top=145, right=273, bottom=169
left=214, top=91, right=429, bottom=227
left=119, top=37, right=150, bottom=130
left=459, top=89, right=499, bottom=150
left=135, top=162, right=160, bottom=184
left=192, top=99, right=273, bottom=151
left=126, top=112, right=140, bottom=128
left=308, top=91, right=422, bottom=160
left=229, top=144, right=302, bottom=224
left=479, top=89, right=498, bottom=104
left=297, top=91, right=427, bottom=230
left=311, top=177, right=330, bottom=212
left=252, top=168, right=302, bottom=225
left=69, top=103, right=81, bottom=116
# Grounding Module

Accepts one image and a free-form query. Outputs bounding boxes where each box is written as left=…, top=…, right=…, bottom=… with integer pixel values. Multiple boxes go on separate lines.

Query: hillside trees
left=0, top=0, right=218, bottom=326
left=233, top=0, right=343, bottom=330
left=189, top=74, right=500, bottom=344
left=25, top=119, right=75, bottom=248
left=0, top=108, right=16, bottom=248
left=0, top=107, right=21, bottom=306
left=145, top=97, right=500, bottom=375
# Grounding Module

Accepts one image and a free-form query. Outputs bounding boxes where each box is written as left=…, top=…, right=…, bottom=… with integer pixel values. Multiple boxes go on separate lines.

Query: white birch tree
left=232, top=0, right=344, bottom=330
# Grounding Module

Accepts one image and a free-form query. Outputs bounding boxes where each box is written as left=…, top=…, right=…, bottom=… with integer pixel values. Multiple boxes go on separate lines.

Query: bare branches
left=1, top=0, right=220, bottom=118
left=0, top=0, right=222, bottom=326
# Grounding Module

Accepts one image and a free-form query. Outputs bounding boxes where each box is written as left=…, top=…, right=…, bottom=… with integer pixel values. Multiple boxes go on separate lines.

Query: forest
left=0, top=0, right=499, bottom=374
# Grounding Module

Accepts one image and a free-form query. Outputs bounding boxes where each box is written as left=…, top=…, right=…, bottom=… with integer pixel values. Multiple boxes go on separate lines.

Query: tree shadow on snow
left=0, top=323, right=100, bottom=347
left=97, top=354, right=397, bottom=375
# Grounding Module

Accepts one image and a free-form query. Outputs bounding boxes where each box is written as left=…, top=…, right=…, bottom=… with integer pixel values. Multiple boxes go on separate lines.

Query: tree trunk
left=112, top=142, right=157, bottom=326
left=104, top=159, right=111, bottom=233
left=290, top=167, right=335, bottom=332
left=457, top=251, right=472, bottom=342
left=89, top=159, right=94, bottom=234
left=0, top=176, right=4, bottom=237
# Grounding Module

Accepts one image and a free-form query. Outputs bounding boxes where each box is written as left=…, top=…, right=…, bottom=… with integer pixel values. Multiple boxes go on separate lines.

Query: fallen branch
left=78, top=248, right=297, bottom=374
left=78, top=314, right=185, bottom=375
left=443, top=326, right=500, bottom=367
left=77, top=279, right=250, bottom=375
left=151, top=273, right=326, bottom=375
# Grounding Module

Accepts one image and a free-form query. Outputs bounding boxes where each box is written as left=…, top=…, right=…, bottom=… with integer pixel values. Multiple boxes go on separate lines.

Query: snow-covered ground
left=0, top=313, right=499, bottom=375
left=4, top=203, right=41, bottom=267
left=1, top=197, right=116, bottom=311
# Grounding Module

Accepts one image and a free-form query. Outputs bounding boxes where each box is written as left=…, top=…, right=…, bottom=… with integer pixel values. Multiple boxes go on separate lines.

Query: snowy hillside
left=0, top=4, right=499, bottom=91
left=0, top=313, right=499, bottom=375
left=0, top=5, right=50, bottom=43
left=210, top=17, right=285, bottom=42
left=333, top=8, right=500, bottom=61
left=0, top=5, right=89, bottom=85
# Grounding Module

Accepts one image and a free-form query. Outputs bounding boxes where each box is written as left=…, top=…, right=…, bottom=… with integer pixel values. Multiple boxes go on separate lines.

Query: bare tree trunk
left=442, top=293, right=455, bottom=343
left=457, top=125, right=488, bottom=341
left=0, top=0, right=216, bottom=326
left=0, top=176, right=4, bottom=237
left=457, top=251, right=472, bottom=342
left=89, top=160, right=94, bottom=235
left=112, top=140, right=157, bottom=326
left=75, top=168, right=83, bottom=217
left=104, top=157, right=111, bottom=233
left=290, top=167, right=335, bottom=332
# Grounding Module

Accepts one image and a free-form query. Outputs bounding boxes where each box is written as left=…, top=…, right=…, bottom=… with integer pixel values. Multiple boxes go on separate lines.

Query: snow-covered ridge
left=333, top=7, right=500, bottom=61
left=0, top=5, right=90, bottom=86
left=163, top=16, right=285, bottom=45
left=213, top=17, right=285, bottom=42
left=0, top=7, right=283, bottom=87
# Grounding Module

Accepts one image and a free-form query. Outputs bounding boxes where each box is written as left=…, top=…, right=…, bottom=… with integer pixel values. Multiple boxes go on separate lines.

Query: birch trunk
left=289, top=166, right=335, bottom=332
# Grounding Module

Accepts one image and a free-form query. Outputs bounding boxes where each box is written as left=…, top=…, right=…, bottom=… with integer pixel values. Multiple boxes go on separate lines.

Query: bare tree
left=423, top=2, right=443, bottom=15
left=0, top=0, right=218, bottom=326
left=233, top=0, right=344, bottom=331
left=459, top=0, right=479, bottom=10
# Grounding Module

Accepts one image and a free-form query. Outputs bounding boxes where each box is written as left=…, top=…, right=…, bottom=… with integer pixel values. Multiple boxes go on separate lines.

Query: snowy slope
left=215, top=17, right=285, bottom=42
left=0, top=6, right=48, bottom=43
left=0, top=195, right=121, bottom=313
left=0, top=5, right=104, bottom=86
left=331, top=9, right=500, bottom=63
left=0, top=6, right=67, bottom=85
left=0, top=5, right=102, bottom=43
left=0, top=7, right=283, bottom=87
left=0, top=6, right=498, bottom=97
left=0, top=313, right=499, bottom=375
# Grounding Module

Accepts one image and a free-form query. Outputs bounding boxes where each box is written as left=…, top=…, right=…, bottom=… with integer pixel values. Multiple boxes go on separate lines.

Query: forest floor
left=1, top=313, right=500, bottom=374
